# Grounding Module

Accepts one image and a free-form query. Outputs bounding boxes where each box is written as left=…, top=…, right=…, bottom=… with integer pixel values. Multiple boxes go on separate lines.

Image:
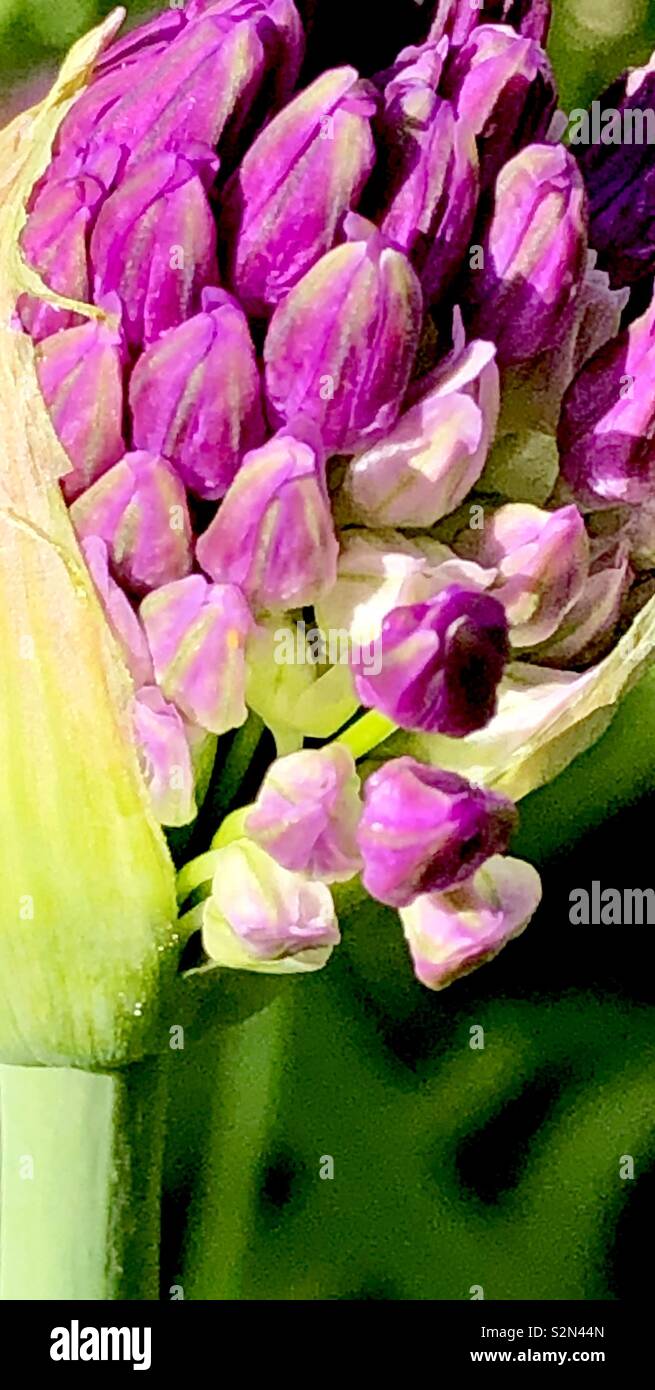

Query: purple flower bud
left=245, top=746, right=363, bottom=881
left=558, top=297, right=655, bottom=508
left=196, top=430, right=338, bottom=611
left=139, top=574, right=252, bottom=735
left=202, top=839, right=340, bottom=972
left=132, top=686, right=197, bottom=827
left=533, top=535, right=631, bottom=668
left=18, top=168, right=113, bottom=341
left=444, top=23, right=556, bottom=191
left=575, top=53, right=655, bottom=289
left=340, top=331, right=499, bottom=527
left=467, top=144, right=587, bottom=366
left=35, top=310, right=125, bottom=502
left=93, top=10, right=188, bottom=77
left=264, top=213, right=423, bottom=452
left=129, top=287, right=265, bottom=499
left=222, top=67, right=377, bottom=316
left=430, top=0, right=551, bottom=47
left=81, top=537, right=153, bottom=688
left=351, top=584, right=509, bottom=735
left=70, top=451, right=193, bottom=596
left=377, top=48, right=479, bottom=306
left=90, top=150, right=219, bottom=350
left=357, top=757, right=516, bottom=907
left=63, top=3, right=303, bottom=170
left=316, top=527, right=495, bottom=651
left=399, top=853, right=542, bottom=990
left=457, top=502, right=589, bottom=647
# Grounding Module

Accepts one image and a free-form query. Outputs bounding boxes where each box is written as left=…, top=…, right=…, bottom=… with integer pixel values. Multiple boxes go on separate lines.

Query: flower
left=129, top=287, right=265, bottom=499
left=196, top=429, right=338, bottom=612
left=467, top=143, right=587, bottom=365
left=202, top=839, right=340, bottom=972
left=222, top=66, right=377, bottom=316
left=263, top=212, right=423, bottom=452
left=35, top=306, right=125, bottom=500
left=245, top=745, right=362, bottom=881
left=70, top=451, right=193, bottom=596
left=140, top=574, right=252, bottom=735
left=351, top=585, right=510, bottom=735
left=399, top=854, right=543, bottom=989
left=357, top=757, right=516, bottom=907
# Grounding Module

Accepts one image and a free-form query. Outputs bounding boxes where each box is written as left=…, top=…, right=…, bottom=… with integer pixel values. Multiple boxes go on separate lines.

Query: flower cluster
left=19, top=0, right=655, bottom=989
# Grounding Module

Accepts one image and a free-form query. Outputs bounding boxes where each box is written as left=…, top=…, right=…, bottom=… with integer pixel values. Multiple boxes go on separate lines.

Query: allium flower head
left=8, top=0, right=655, bottom=1041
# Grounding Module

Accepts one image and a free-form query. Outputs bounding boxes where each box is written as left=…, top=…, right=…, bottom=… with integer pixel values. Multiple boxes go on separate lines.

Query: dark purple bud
left=35, top=307, right=125, bottom=502
left=90, top=150, right=219, bottom=350
left=357, top=756, right=516, bottom=907
left=377, top=46, right=478, bottom=306
left=264, top=212, right=423, bottom=453
left=467, top=143, right=587, bottom=365
left=129, top=287, right=265, bottom=499
left=559, top=296, right=655, bottom=508
left=575, top=53, right=655, bottom=290
left=222, top=67, right=377, bottom=316
left=443, top=23, right=557, bottom=191
left=351, top=584, right=509, bottom=735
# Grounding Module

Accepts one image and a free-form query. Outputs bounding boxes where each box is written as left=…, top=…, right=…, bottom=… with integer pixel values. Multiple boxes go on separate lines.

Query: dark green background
left=1, top=0, right=654, bottom=1300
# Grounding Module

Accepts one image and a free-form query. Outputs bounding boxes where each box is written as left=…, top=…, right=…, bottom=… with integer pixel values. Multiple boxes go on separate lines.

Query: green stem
left=0, top=1056, right=167, bottom=1300
left=214, top=713, right=264, bottom=817
left=335, top=710, right=397, bottom=760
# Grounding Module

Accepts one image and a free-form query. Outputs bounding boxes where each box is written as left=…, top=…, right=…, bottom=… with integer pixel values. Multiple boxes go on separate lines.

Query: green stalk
left=0, top=1057, right=168, bottom=1300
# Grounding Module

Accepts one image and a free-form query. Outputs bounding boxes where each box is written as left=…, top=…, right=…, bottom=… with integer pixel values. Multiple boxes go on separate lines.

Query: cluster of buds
left=9, top=0, right=655, bottom=1014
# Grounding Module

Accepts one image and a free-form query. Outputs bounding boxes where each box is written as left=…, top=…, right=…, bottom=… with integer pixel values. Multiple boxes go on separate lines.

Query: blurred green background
left=1, top=0, right=654, bottom=1300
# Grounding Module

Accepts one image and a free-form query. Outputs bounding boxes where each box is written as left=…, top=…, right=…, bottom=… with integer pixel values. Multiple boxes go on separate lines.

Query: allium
left=129, top=287, right=265, bottom=499
left=6, top=0, right=655, bottom=1302
left=559, top=297, right=655, bottom=508
left=351, top=585, right=510, bottom=735
left=245, top=745, right=362, bottom=881
left=357, top=757, right=516, bottom=907
left=196, top=428, right=338, bottom=611
left=466, top=143, right=587, bottom=365
left=263, top=212, right=423, bottom=451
